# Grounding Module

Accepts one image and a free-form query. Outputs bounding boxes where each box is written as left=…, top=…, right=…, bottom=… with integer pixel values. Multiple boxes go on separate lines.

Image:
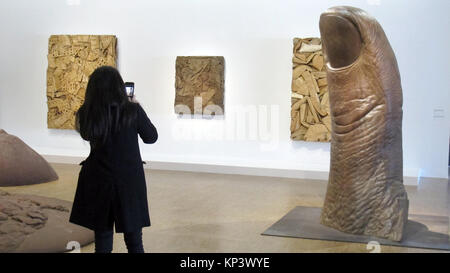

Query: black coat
left=69, top=103, right=158, bottom=233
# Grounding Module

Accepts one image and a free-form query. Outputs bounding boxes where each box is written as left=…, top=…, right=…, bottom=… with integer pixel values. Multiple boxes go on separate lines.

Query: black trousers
left=94, top=229, right=144, bottom=253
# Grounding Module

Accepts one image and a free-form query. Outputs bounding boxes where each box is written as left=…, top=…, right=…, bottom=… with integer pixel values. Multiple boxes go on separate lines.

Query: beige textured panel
left=46, top=35, right=117, bottom=129
left=175, top=56, right=225, bottom=115
left=290, top=38, right=330, bottom=142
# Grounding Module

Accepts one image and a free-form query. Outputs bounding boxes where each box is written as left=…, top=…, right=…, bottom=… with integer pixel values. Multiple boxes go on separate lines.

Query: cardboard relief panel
left=175, top=56, right=225, bottom=116
left=47, top=35, right=117, bottom=129
left=290, top=38, right=331, bottom=142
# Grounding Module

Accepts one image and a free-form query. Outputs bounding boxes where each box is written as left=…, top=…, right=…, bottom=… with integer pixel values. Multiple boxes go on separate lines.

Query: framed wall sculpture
left=175, top=56, right=225, bottom=116
left=290, top=38, right=330, bottom=142
left=46, top=35, right=117, bottom=129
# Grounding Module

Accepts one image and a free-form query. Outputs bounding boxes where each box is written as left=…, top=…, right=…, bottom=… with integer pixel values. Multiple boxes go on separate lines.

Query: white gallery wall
left=0, top=0, right=449, bottom=181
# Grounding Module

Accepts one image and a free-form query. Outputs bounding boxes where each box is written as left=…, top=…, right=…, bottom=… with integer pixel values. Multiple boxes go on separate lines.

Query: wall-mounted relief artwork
left=47, top=35, right=117, bottom=129
left=175, top=56, right=225, bottom=116
left=290, top=38, right=330, bottom=141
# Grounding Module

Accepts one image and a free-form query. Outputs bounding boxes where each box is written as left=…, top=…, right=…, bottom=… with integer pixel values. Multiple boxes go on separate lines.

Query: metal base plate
left=262, top=206, right=450, bottom=251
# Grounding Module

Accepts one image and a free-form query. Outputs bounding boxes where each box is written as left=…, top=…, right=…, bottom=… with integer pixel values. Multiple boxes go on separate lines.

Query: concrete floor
left=2, top=163, right=449, bottom=253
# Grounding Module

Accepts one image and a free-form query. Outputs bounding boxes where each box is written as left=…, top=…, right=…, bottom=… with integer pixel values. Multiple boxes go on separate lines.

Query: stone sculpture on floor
left=319, top=6, right=409, bottom=241
left=0, top=129, right=58, bottom=186
left=0, top=190, right=94, bottom=252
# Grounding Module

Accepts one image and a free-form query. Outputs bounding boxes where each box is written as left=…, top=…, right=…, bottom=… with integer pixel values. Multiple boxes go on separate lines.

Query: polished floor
left=2, top=163, right=449, bottom=253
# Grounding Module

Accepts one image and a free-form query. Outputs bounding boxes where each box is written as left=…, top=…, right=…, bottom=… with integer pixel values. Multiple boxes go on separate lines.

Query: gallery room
left=0, top=0, right=449, bottom=256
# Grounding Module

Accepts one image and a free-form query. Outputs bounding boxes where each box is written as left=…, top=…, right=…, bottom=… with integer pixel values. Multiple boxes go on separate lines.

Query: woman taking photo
left=69, top=66, right=158, bottom=253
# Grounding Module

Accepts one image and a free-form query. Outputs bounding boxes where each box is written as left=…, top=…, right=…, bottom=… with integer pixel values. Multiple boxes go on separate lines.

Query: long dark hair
left=76, top=66, right=137, bottom=146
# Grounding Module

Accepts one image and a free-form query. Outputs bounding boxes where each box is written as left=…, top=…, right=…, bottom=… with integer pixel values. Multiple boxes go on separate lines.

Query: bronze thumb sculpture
left=319, top=6, right=409, bottom=241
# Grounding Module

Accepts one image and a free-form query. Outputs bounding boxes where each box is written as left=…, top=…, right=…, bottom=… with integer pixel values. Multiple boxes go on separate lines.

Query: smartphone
left=125, top=82, right=135, bottom=97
